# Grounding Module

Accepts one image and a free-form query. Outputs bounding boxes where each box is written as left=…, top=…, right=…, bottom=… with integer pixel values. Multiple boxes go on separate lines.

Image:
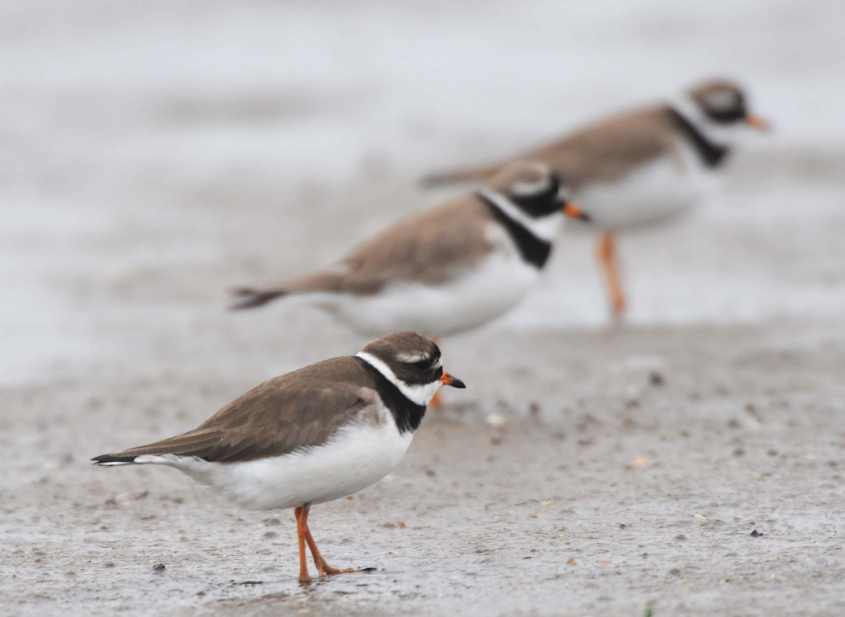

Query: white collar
left=477, top=188, right=562, bottom=242
left=356, top=351, right=441, bottom=407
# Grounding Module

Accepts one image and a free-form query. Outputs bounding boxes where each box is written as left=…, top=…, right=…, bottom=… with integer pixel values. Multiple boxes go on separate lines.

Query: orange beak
left=563, top=202, right=591, bottom=222
left=440, top=372, right=466, bottom=389
left=745, top=114, right=771, bottom=132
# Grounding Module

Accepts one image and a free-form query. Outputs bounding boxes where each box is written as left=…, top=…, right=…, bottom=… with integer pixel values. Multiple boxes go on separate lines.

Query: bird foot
left=318, top=562, right=359, bottom=577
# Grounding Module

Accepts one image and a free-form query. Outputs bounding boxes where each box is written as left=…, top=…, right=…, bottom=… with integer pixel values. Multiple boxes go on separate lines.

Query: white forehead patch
left=511, top=175, right=551, bottom=198
left=356, top=351, right=442, bottom=407
left=396, top=351, right=430, bottom=364
left=703, top=89, right=738, bottom=111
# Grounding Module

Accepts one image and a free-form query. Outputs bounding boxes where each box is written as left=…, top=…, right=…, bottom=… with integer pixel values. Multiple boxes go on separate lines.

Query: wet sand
left=2, top=1, right=845, bottom=616
left=4, top=323, right=845, bottom=617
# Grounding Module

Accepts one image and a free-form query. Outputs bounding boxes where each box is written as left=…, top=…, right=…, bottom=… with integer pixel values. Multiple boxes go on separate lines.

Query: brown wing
left=94, top=358, right=379, bottom=464
left=229, top=195, right=496, bottom=309
left=422, top=104, right=678, bottom=191
left=334, top=196, right=494, bottom=294
left=522, top=105, right=678, bottom=189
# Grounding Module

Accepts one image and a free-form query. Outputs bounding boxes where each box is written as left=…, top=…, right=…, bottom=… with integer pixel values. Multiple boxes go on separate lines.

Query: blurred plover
left=421, top=78, right=770, bottom=318
left=230, top=161, right=588, bottom=336
left=93, top=332, right=465, bottom=583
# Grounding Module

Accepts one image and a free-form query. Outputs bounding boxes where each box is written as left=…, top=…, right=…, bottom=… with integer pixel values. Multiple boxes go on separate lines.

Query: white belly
left=147, top=416, right=413, bottom=511
left=328, top=228, right=543, bottom=337
left=571, top=147, right=718, bottom=232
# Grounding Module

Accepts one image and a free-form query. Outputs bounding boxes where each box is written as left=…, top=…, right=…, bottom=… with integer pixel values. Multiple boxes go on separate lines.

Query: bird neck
left=354, top=355, right=427, bottom=434
left=476, top=190, right=556, bottom=269
left=668, top=96, right=731, bottom=169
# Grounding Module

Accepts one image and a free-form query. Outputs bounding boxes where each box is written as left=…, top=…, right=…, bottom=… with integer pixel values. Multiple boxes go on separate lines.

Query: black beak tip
left=450, top=377, right=467, bottom=389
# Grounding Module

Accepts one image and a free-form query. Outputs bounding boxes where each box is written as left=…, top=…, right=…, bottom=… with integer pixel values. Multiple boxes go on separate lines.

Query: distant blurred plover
left=230, top=161, right=589, bottom=336
left=421, top=78, right=770, bottom=318
left=93, top=332, right=465, bottom=583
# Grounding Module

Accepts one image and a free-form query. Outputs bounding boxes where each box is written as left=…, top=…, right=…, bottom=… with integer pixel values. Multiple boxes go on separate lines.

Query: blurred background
left=3, top=3, right=845, bottom=615
left=2, top=0, right=844, bottom=382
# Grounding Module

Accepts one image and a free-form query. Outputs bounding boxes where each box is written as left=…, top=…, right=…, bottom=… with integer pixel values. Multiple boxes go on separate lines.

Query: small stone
left=750, top=529, right=765, bottom=538
left=152, top=563, right=166, bottom=572
left=648, top=371, right=665, bottom=387
left=626, top=455, right=649, bottom=469
left=263, top=517, right=281, bottom=526
left=486, top=413, right=507, bottom=428
left=263, top=531, right=278, bottom=539
left=669, top=568, right=681, bottom=576
left=675, top=534, right=687, bottom=541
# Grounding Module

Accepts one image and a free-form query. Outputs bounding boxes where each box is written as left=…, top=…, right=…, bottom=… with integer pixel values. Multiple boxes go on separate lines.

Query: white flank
left=321, top=221, right=542, bottom=336
left=133, top=410, right=413, bottom=511
left=569, top=146, right=710, bottom=232
left=355, top=351, right=441, bottom=406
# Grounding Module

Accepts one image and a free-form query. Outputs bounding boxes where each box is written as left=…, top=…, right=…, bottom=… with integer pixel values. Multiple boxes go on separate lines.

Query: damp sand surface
left=2, top=1, right=845, bottom=616
left=4, top=324, right=845, bottom=617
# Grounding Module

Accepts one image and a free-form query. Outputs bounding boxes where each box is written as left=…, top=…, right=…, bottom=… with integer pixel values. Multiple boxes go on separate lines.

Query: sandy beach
left=2, top=1, right=844, bottom=616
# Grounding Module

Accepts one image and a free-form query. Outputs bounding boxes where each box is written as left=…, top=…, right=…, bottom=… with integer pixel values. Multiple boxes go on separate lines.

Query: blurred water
left=1, top=0, right=844, bottom=385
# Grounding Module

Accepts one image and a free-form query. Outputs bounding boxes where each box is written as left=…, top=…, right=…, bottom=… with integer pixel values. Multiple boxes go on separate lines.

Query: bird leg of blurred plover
left=300, top=505, right=357, bottom=577
left=294, top=506, right=312, bottom=583
left=596, top=232, right=626, bottom=318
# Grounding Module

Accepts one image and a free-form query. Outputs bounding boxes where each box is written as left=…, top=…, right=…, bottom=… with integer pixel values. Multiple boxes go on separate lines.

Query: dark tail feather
left=92, top=453, right=138, bottom=466
left=228, top=286, right=288, bottom=310
left=419, top=163, right=501, bottom=188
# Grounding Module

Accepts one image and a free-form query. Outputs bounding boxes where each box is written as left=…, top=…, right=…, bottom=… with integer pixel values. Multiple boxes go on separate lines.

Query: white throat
left=478, top=189, right=562, bottom=242
left=356, top=351, right=441, bottom=407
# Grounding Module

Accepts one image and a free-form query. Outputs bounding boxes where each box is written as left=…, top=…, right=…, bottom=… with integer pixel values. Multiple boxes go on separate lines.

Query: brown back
left=105, top=357, right=381, bottom=463
left=329, top=196, right=496, bottom=293
left=422, top=104, right=679, bottom=190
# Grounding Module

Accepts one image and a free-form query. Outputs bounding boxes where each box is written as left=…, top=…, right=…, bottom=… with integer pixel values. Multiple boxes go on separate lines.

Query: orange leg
left=300, top=505, right=357, bottom=577
left=294, top=506, right=312, bottom=583
left=429, top=391, right=444, bottom=409
left=596, top=232, right=626, bottom=318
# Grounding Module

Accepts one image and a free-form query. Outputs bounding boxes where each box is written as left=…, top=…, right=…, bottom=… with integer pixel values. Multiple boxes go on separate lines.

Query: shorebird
left=230, top=161, right=589, bottom=336
left=93, top=332, right=466, bottom=582
left=421, top=78, right=770, bottom=318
